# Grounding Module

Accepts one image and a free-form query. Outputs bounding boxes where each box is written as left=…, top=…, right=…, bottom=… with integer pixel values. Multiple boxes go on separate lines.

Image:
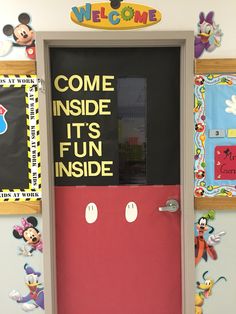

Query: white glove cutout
left=9, top=290, right=21, bottom=301
left=22, top=303, right=37, bottom=312
left=18, top=245, right=32, bottom=257
left=207, top=231, right=226, bottom=246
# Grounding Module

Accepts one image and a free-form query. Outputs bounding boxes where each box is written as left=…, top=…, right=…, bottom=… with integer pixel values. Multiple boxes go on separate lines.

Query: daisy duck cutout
left=195, top=11, right=223, bottom=58
left=9, top=264, right=44, bottom=311
left=13, top=216, right=43, bottom=256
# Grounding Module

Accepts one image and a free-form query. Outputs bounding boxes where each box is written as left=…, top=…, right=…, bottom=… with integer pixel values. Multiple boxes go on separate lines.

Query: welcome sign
left=70, top=2, right=162, bottom=30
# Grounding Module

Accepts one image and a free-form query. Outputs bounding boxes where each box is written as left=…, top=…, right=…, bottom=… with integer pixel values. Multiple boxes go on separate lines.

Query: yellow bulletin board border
left=0, top=75, right=42, bottom=203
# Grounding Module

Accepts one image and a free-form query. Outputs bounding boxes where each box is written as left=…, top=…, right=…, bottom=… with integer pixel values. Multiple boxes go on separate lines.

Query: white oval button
left=125, top=201, right=138, bottom=223
left=85, top=203, right=98, bottom=224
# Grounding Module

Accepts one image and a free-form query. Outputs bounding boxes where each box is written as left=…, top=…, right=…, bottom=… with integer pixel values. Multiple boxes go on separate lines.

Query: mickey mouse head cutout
left=3, top=13, right=36, bottom=59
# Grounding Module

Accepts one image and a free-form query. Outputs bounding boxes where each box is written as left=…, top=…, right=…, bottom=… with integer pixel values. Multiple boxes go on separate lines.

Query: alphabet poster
left=194, top=74, right=236, bottom=197
left=0, top=75, right=41, bottom=202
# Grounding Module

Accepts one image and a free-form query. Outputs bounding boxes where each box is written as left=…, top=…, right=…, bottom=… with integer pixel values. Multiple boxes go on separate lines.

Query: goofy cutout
left=9, top=264, right=44, bottom=311
left=195, top=210, right=225, bottom=265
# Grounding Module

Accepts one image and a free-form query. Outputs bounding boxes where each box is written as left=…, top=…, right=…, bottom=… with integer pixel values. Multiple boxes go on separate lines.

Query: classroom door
left=50, top=47, right=182, bottom=314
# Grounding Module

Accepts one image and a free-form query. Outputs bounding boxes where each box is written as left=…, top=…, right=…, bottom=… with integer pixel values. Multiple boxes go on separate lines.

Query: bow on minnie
left=13, top=218, right=32, bottom=236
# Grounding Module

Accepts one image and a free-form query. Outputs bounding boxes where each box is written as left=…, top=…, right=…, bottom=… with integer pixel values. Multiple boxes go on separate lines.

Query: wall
left=0, top=215, right=44, bottom=313
left=195, top=210, right=236, bottom=314
left=0, top=0, right=236, bottom=313
left=0, top=0, right=236, bottom=59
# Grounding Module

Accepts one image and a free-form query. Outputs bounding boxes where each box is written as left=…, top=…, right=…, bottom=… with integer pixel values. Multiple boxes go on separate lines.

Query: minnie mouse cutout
left=13, top=216, right=43, bottom=256
left=3, top=13, right=36, bottom=59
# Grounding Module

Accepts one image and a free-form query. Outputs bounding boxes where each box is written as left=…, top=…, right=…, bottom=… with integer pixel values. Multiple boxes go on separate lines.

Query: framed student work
left=0, top=71, right=41, bottom=212
left=194, top=73, right=236, bottom=198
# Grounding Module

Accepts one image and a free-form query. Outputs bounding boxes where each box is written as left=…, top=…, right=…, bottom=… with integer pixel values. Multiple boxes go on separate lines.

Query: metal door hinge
left=38, top=78, right=45, bottom=93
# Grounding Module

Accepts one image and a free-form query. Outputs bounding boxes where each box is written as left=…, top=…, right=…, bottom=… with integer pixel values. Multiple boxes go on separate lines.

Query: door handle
left=159, top=199, right=179, bottom=212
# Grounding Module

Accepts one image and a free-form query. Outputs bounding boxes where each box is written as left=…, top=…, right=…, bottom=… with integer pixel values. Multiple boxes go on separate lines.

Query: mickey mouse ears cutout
left=18, top=13, right=31, bottom=25
left=110, top=0, right=123, bottom=9
left=2, top=13, right=31, bottom=37
left=3, top=25, right=14, bottom=36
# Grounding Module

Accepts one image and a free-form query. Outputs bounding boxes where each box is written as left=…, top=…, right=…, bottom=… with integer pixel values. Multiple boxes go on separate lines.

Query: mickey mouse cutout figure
left=3, top=13, right=36, bottom=59
left=13, top=216, right=43, bottom=256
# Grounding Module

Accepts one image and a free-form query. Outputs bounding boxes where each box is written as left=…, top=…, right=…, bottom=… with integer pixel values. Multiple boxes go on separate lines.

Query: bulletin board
left=194, top=59, right=236, bottom=210
left=0, top=61, right=41, bottom=214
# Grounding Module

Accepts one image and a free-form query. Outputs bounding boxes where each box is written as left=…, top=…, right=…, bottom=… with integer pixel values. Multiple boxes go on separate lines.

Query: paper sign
left=209, top=129, right=225, bottom=138
left=70, top=2, right=162, bottom=30
left=215, top=146, right=236, bottom=180
left=50, top=49, right=119, bottom=186
left=228, top=129, right=236, bottom=138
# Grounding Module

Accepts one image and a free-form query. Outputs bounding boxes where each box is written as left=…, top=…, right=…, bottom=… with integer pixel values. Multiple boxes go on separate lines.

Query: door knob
left=159, top=199, right=179, bottom=212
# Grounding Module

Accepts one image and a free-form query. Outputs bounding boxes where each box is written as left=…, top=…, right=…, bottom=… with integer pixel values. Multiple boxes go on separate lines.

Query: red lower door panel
left=55, top=185, right=181, bottom=314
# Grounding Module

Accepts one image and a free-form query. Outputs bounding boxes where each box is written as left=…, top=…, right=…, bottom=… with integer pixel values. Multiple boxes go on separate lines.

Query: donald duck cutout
left=9, top=264, right=44, bottom=311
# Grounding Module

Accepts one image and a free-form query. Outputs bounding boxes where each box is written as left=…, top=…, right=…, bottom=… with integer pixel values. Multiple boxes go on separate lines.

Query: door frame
left=36, top=31, right=195, bottom=314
